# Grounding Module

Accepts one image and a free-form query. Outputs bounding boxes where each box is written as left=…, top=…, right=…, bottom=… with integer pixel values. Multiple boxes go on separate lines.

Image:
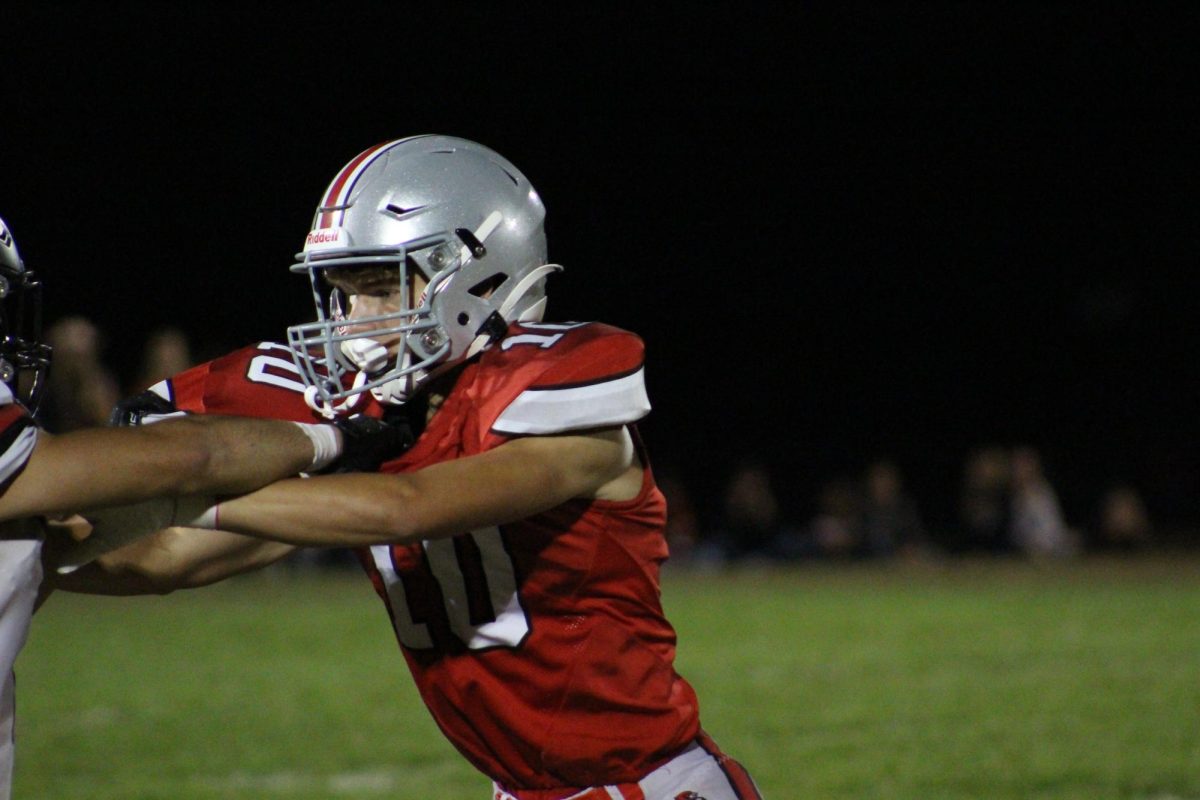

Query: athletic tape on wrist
left=173, top=494, right=220, bottom=530
left=292, top=422, right=341, bottom=472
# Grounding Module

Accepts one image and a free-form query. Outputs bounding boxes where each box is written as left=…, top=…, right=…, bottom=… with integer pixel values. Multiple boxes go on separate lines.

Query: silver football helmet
left=287, top=135, right=561, bottom=416
left=0, top=216, right=51, bottom=412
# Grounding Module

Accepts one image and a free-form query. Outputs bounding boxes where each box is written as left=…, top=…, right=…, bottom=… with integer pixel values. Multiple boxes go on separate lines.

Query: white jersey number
left=500, top=321, right=589, bottom=351
left=370, top=527, right=528, bottom=651
left=246, top=343, right=309, bottom=393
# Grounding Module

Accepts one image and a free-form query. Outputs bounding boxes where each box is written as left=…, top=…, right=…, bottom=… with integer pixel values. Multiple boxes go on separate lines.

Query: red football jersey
left=150, top=341, right=360, bottom=422
left=361, top=321, right=699, bottom=790
left=150, top=326, right=701, bottom=791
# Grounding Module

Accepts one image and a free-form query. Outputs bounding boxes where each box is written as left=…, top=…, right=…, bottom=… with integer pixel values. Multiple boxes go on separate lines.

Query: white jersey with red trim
left=0, top=384, right=38, bottom=496
left=0, top=383, right=43, bottom=800
left=359, top=321, right=702, bottom=791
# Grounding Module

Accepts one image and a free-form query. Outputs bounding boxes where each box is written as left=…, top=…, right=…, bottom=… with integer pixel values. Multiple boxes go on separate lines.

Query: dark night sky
left=4, top=4, right=1198, bottom=534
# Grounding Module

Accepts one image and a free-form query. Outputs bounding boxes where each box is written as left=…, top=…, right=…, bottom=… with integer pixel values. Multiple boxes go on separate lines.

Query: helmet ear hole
left=457, top=312, right=470, bottom=325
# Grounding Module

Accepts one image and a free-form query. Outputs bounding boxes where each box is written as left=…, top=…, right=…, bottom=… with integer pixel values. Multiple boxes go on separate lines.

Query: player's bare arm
left=47, top=426, right=637, bottom=590
left=48, top=526, right=295, bottom=596
left=0, top=415, right=321, bottom=523
left=216, top=425, right=639, bottom=548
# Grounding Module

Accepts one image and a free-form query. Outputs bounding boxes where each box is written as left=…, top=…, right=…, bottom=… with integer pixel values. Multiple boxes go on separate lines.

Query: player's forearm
left=48, top=527, right=295, bottom=594
left=45, top=558, right=168, bottom=596
left=214, top=449, right=577, bottom=548
left=152, top=415, right=320, bottom=494
left=45, top=530, right=178, bottom=596
left=0, top=418, right=321, bottom=522
left=216, top=474, right=423, bottom=548
left=216, top=435, right=621, bottom=548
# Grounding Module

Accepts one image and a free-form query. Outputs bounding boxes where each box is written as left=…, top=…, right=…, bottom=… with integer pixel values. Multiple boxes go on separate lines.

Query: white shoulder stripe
left=140, top=412, right=188, bottom=425
left=0, top=425, right=38, bottom=487
left=492, top=368, right=650, bottom=435
left=0, top=384, right=13, bottom=404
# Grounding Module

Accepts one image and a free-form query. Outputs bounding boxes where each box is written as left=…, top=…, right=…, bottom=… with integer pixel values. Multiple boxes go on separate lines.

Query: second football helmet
left=0, top=216, right=51, bottom=413
left=287, top=135, right=561, bottom=416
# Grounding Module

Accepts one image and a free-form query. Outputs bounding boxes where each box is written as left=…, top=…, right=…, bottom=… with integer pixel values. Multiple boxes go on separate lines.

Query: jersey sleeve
left=145, top=342, right=332, bottom=423
left=487, top=323, right=650, bottom=436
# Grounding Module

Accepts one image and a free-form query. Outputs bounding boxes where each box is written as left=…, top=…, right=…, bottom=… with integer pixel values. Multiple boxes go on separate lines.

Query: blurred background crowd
left=43, top=314, right=1167, bottom=570
left=657, top=448, right=1154, bottom=571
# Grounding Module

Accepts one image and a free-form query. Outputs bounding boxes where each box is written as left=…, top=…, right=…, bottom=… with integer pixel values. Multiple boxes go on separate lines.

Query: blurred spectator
left=1009, top=445, right=1078, bottom=558
left=132, top=326, right=193, bottom=392
left=808, top=477, right=863, bottom=558
left=701, top=458, right=801, bottom=564
left=1093, top=484, right=1153, bottom=552
left=957, top=446, right=1014, bottom=554
left=40, top=316, right=120, bottom=433
left=860, top=459, right=931, bottom=559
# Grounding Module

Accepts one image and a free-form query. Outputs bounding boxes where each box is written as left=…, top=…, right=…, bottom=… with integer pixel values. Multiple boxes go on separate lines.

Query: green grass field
left=15, top=556, right=1200, bottom=799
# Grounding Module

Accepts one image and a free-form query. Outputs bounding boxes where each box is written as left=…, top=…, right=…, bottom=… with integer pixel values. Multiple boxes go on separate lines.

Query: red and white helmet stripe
left=315, top=140, right=402, bottom=229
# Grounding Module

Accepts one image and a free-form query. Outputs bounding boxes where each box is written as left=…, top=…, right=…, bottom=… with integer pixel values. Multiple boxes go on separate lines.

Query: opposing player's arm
left=215, top=425, right=639, bottom=548
left=0, top=415, right=323, bottom=523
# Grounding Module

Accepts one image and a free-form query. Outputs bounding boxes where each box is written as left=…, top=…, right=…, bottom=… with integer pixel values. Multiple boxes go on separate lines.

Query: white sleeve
left=491, top=367, right=650, bottom=435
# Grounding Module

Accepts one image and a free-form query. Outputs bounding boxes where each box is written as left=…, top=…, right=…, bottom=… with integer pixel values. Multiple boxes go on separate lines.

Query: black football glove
left=322, top=413, right=415, bottom=474
left=110, top=390, right=178, bottom=427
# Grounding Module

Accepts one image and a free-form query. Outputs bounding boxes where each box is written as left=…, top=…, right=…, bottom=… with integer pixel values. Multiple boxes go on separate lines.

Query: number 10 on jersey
left=369, top=527, right=529, bottom=651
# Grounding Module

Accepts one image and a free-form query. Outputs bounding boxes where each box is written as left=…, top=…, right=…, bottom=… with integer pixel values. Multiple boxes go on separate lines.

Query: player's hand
left=51, top=492, right=223, bottom=574
left=45, top=513, right=93, bottom=542
left=323, top=414, right=414, bottom=474
left=53, top=499, right=175, bottom=573
left=110, top=390, right=177, bottom=427
left=40, top=515, right=95, bottom=584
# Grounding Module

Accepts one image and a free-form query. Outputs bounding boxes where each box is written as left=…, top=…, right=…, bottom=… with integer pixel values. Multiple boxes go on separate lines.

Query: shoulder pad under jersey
left=480, top=322, right=650, bottom=436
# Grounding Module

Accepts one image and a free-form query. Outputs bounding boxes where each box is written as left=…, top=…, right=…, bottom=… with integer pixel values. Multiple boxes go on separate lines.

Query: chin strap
left=369, top=373, right=417, bottom=406
left=367, top=347, right=418, bottom=406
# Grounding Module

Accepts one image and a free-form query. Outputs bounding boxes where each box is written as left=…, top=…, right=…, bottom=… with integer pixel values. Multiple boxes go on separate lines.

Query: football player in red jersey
left=0, top=215, right=406, bottom=800
left=52, top=137, right=763, bottom=799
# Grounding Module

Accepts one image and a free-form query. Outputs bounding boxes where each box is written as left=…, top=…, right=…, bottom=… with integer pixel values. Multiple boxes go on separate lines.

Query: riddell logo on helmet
left=304, top=227, right=350, bottom=252
left=305, top=229, right=342, bottom=246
